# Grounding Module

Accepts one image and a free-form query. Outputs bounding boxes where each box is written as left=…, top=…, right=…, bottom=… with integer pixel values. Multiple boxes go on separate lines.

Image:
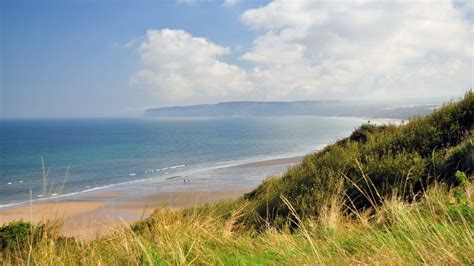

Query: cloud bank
left=132, top=0, right=473, bottom=105
left=130, top=29, right=252, bottom=105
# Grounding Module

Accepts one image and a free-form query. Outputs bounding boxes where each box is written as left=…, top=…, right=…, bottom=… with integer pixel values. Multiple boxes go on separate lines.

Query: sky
left=1, top=0, right=473, bottom=118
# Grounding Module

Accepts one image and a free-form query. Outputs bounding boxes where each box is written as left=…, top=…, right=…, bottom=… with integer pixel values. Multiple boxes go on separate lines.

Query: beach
left=0, top=156, right=303, bottom=240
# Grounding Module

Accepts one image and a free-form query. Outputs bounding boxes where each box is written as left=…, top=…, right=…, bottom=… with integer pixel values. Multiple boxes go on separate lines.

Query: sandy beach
left=0, top=188, right=251, bottom=240
left=0, top=155, right=303, bottom=240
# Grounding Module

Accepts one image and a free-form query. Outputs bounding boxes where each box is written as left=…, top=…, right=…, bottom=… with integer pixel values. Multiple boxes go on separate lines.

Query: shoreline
left=0, top=154, right=306, bottom=211
left=1, top=116, right=400, bottom=212
left=0, top=188, right=253, bottom=240
left=0, top=155, right=303, bottom=240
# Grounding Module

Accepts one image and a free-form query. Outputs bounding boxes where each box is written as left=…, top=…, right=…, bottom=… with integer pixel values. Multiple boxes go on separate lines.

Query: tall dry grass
left=1, top=180, right=472, bottom=265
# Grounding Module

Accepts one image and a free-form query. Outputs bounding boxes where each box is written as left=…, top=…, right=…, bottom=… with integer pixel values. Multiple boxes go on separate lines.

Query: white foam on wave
left=0, top=182, right=124, bottom=210
left=6, top=180, right=25, bottom=185
left=145, top=164, right=186, bottom=174
left=0, top=169, right=182, bottom=210
left=0, top=148, right=321, bottom=211
left=169, top=164, right=185, bottom=169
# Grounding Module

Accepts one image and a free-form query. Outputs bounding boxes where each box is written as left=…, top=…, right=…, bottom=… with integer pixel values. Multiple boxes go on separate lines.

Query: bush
left=0, top=221, right=39, bottom=252
left=0, top=220, right=60, bottom=255
left=437, top=137, right=473, bottom=184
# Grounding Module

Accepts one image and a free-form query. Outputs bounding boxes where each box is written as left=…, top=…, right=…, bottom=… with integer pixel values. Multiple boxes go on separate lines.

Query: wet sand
left=0, top=155, right=303, bottom=240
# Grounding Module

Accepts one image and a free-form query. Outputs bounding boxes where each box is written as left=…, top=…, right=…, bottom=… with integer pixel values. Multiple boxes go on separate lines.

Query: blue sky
left=1, top=0, right=473, bottom=118
left=1, top=0, right=268, bottom=117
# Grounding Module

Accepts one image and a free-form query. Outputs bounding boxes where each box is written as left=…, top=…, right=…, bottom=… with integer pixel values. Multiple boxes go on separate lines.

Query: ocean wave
left=145, top=164, right=186, bottom=174
left=6, top=180, right=24, bottom=185
left=169, top=164, right=186, bottom=169
left=0, top=150, right=317, bottom=210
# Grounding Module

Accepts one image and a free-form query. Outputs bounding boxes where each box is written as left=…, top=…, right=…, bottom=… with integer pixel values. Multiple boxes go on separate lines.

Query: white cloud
left=132, top=1, right=473, bottom=105
left=223, top=0, right=240, bottom=7
left=130, top=29, right=252, bottom=105
left=241, top=0, right=473, bottom=100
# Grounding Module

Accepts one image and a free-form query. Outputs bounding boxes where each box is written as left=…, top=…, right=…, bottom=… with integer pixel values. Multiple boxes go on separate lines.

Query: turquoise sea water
left=0, top=116, right=383, bottom=207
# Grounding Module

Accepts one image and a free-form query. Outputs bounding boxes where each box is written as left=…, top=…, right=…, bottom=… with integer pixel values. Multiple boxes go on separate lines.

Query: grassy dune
left=1, top=92, right=473, bottom=265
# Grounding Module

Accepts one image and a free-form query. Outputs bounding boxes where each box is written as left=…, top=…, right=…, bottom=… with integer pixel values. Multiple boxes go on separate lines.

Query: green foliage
left=450, top=170, right=473, bottom=222
left=0, top=221, right=33, bottom=251
left=2, top=182, right=474, bottom=264
left=349, top=123, right=386, bottom=143
left=438, top=139, right=473, bottom=184
left=0, top=220, right=52, bottom=253
left=455, top=170, right=469, bottom=188
left=244, top=91, right=474, bottom=227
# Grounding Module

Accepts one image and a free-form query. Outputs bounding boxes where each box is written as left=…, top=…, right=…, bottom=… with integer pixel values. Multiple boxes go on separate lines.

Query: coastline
left=0, top=153, right=307, bottom=210
left=0, top=155, right=303, bottom=240
left=1, top=116, right=400, bottom=211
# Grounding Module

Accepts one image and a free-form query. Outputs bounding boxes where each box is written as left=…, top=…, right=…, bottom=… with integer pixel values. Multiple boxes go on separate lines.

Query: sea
left=0, top=116, right=396, bottom=208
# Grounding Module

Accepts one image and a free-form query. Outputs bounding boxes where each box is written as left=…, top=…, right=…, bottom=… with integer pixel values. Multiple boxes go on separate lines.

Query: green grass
left=1, top=91, right=473, bottom=265
left=1, top=181, right=473, bottom=264
left=242, top=91, right=473, bottom=228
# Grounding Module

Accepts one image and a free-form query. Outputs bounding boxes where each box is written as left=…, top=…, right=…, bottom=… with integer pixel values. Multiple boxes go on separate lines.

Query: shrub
left=349, top=124, right=384, bottom=143
left=0, top=221, right=34, bottom=251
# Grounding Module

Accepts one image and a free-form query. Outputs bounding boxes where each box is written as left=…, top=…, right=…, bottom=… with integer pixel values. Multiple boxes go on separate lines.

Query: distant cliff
left=145, top=100, right=439, bottom=119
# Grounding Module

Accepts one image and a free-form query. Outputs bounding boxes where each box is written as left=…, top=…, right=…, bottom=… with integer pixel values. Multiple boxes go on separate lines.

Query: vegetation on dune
left=1, top=180, right=473, bottom=264
left=1, top=92, right=473, bottom=264
left=243, top=91, right=473, bottom=228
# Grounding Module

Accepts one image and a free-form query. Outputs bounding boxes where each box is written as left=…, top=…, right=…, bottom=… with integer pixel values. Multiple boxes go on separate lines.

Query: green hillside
left=1, top=92, right=473, bottom=265
left=242, top=91, right=473, bottom=228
